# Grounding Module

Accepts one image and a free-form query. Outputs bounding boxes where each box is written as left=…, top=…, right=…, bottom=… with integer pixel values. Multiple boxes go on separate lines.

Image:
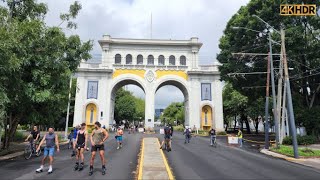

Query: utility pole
left=64, top=76, right=73, bottom=140
left=276, top=47, right=284, bottom=145
left=265, top=53, right=271, bottom=149
left=281, top=29, right=299, bottom=158
left=269, top=32, right=279, bottom=148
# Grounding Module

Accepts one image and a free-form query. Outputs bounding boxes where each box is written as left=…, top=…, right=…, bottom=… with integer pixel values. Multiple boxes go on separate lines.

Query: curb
left=260, top=149, right=305, bottom=162
left=0, top=141, right=69, bottom=162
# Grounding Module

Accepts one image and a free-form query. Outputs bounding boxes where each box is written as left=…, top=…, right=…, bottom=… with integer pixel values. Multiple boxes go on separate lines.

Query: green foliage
left=217, top=0, right=320, bottom=135
left=223, top=83, right=248, bottom=117
left=295, top=106, right=320, bottom=137
left=12, top=131, right=27, bottom=142
left=173, top=125, right=184, bottom=132
left=114, top=88, right=145, bottom=123
left=217, top=131, right=227, bottom=135
left=282, top=135, right=317, bottom=145
left=0, top=0, right=92, bottom=149
left=160, top=102, right=185, bottom=125
left=271, top=145, right=320, bottom=157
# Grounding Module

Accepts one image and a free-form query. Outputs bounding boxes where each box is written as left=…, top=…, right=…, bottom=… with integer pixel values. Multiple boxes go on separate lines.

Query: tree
left=0, top=0, right=92, bottom=149
left=223, top=83, right=248, bottom=132
left=114, top=88, right=145, bottom=124
left=161, top=102, right=185, bottom=125
left=217, top=0, right=320, bottom=134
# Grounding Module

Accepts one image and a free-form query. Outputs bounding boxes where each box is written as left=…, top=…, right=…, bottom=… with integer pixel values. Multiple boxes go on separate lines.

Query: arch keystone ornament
left=145, top=70, right=155, bottom=83
left=73, top=35, right=224, bottom=132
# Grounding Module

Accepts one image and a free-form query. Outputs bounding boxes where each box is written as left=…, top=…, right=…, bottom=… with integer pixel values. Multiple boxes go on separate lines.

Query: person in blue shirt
left=71, top=126, right=79, bottom=157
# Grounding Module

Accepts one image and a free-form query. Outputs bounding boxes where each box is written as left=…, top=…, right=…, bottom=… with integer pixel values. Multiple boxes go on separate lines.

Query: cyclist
left=89, top=122, right=109, bottom=176
left=74, top=123, right=88, bottom=171
left=209, top=128, right=216, bottom=146
left=160, top=125, right=172, bottom=151
left=36, top=127, right=60, bottom=174
left=25, top=126, right=40, bottom=152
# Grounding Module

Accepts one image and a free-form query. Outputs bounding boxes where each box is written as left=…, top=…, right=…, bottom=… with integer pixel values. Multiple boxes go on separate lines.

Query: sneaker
left=74, top=163, right=79, bottom=171
left=160, top=146, right=162, bottom=149
left=36, top=167, right=43, bottom=173
left=48, top=167, right=53, bottom=174
left=117, top=147, right=120, bottom=150
left=79, top=163, right=84, bottom=171
left=89, top=166, right=93, bottom=176
left=102, top=166, right=106, bottom=175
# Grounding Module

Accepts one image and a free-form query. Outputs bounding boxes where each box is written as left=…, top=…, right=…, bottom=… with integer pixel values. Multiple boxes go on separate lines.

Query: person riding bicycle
left=25, top=126, right=40, bottom=151
left=209, top=128, right=216, bottom=146
left=160, top=125, right=172, bottom=151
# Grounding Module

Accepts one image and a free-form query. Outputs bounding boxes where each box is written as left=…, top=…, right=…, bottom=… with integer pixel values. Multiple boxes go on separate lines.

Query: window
left=126, top=54, right=132, bottom=64
left=180, top=55, right=186, bottom=65
left=137, top=55, right=143, bottom=65
left=169, top=55, right=175, bottom=65
left=204, top=109, right=208, bottom=125
left=115, top=54, right=121, bottom=64
left=158, top=55, right=165, bottom=65
left=147, top=55, right=154, bottom=65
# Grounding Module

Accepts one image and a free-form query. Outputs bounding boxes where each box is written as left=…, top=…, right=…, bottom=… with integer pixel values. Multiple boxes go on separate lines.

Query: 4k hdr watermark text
left=280, top=4, right=317, bottom=16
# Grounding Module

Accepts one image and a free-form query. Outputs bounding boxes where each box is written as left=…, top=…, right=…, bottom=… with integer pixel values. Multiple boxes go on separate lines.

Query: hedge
left=282, top=135, right=317, bottom=145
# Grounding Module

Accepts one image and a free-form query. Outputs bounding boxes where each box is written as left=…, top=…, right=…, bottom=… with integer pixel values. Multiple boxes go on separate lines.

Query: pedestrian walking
left=71, top=126, right=79, bottom=157
left=183, top=127, right=191, bottom=144
left=209, top=128, right=216, bottom=146
left=116, top=127, right=124, bottom=149
left=74, top=123, right=88, bottom=171
left=89, top=122, right=109, bottom=176
left=35, top=127, right=60, bottom=174
left=237, top=129, right=243, bottom=148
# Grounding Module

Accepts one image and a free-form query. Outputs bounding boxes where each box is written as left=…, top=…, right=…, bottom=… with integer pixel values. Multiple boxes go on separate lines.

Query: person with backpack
left=183, top=126, right=191, bottom=144
left=209, top=128, right=216, bottom=146
left=160, top=125, right=172, bottom=151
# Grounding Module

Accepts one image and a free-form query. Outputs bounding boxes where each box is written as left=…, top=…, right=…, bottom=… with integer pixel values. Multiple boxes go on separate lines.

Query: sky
left=38, top=0, right=249, bottom=109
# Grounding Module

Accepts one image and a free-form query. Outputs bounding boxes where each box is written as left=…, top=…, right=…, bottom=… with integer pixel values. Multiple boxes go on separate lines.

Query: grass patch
left=271, top=145, right=320, bottom=157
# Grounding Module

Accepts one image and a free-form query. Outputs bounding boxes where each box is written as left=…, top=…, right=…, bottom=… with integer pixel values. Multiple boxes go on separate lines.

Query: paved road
left=0, top=131, right=143, bottom=180
left=163, top=132, right=320, bottom=179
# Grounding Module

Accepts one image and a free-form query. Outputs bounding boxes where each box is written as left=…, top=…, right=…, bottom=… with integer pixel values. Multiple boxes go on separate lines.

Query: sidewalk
left=261, top=149, right=320, bottom=171
left=138, top=138, right=174, bottom=180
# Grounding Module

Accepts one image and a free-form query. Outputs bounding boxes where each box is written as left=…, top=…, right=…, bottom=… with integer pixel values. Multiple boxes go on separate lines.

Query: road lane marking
left=157, top=139, right=175, bottom=180
left=138, top=138, right=144, bottom=180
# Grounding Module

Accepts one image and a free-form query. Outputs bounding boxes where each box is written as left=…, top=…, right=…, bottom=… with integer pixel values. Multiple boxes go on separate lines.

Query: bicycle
left=24, top=140, right=41, bottom=160
left=210, top=135, right=217, bottom=148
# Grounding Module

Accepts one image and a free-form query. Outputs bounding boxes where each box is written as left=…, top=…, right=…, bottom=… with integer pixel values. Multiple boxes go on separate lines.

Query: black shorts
left=91, top=144, right=104, bottom=152
left=76, top=143, right=85, bottom=149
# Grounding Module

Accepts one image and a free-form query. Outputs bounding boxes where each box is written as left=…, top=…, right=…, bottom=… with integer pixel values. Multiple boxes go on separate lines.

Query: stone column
left=73, top=76, right=86, bottom=126
left=188, top=76, right=201, bottom=128
left=144, top=88, right=155, bottom=128
left=213, top=80, right=224, bottom=132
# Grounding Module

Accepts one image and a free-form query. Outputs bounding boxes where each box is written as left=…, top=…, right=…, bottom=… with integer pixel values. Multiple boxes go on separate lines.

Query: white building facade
left=73, top=35, right=224, bottom=132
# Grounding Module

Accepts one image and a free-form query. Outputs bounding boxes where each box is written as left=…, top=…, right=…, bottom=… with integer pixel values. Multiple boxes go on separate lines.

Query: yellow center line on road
left=157, top=139, right=175, bottom=180
left=137, top=139, right=144, bottom=180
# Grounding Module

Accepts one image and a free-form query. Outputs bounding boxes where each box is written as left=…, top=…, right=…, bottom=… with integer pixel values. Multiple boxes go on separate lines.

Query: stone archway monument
left=73, top=35, right=224, bottom=132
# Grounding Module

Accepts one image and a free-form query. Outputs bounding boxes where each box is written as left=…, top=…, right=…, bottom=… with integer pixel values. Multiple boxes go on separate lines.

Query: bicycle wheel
left=24, top=146, right=32, bottom=160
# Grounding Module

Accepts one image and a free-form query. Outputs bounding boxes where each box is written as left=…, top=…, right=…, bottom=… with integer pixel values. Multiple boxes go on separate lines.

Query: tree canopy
left=217, top=0, right=320, bottom=135
left=0, top=0, right=92, bottom=149
left=114, top=88, right=145, bottom=123
left=160, top=102, right=185, bottom=125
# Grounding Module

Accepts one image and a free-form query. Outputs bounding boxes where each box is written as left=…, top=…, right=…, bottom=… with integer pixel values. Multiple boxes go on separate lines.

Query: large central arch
left=154, top=76, right=190, bottom=126
left=109, top=75, right=146, bottom=125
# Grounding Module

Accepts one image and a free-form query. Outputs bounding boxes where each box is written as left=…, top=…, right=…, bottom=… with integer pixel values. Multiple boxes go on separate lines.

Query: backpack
left=164, top=127, right=171, bottom=135
left=185, top=128, right=190, bottom=135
